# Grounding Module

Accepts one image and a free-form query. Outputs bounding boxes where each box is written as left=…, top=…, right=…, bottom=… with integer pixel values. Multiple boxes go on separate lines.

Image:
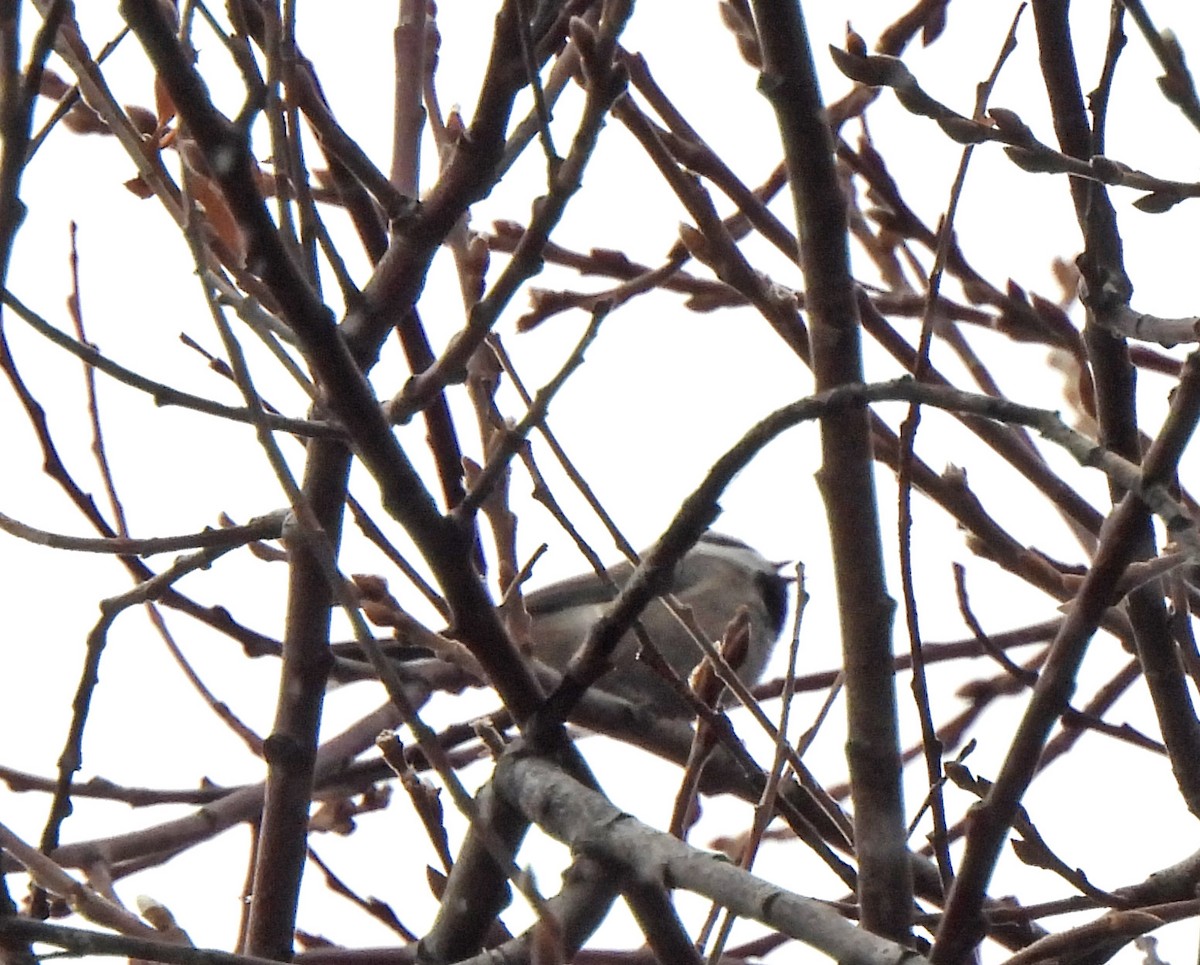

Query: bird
left=522, top=532, right=790, bottom=716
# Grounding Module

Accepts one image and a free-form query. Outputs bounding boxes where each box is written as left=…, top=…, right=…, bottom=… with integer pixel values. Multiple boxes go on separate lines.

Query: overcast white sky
left=4, top=2, right=1200, bottom=962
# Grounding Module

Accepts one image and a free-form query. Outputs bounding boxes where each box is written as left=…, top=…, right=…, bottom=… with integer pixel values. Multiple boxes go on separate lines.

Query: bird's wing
left=522, top=560, right=631, bottom=614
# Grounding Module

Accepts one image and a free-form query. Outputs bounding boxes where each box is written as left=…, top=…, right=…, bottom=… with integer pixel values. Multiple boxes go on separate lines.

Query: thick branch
left=750, top=0, right=911, bottom=941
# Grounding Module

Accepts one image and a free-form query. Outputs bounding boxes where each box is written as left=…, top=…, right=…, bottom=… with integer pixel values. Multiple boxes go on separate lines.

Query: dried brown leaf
left=153, top=74, right=177, bottom=130
left=124, top=176, right=154, bottom=199
left=718, top=1, right=761, bottom=68
left=1133, top=191, right=1184, bottom=214
left=62, top=102, right=108, bottom=135
left=845, top=24, right=867, bottom=58
left=922, top=1, right=949, bottom=46
left=185, top=169, right=248, bottom=265
left=39, top=68, right=70, bottom=100
left=126, top=105, right=158, bottom=136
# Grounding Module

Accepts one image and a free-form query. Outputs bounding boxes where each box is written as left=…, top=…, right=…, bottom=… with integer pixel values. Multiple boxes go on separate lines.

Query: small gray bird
left=523, top=532, right=790, bottom=715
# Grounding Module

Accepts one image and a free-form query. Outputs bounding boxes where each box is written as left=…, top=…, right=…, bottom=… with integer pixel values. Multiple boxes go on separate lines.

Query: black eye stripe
left=756, top=571, right=790, bottom=635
